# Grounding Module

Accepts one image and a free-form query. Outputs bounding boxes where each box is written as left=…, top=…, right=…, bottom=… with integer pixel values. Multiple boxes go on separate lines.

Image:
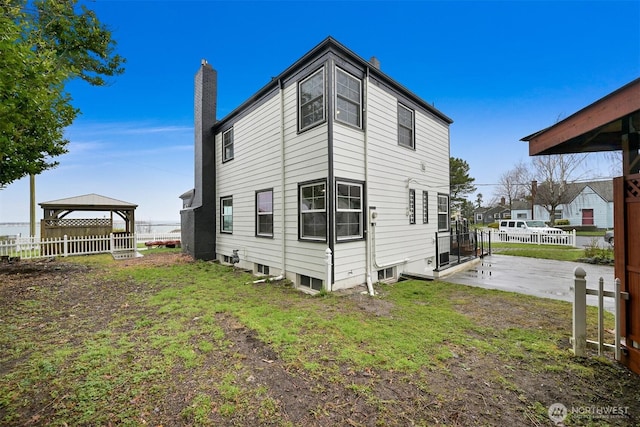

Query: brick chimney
left=181, top=60, right=217, bottom=260
left=369, top=56, right=381, bottom=69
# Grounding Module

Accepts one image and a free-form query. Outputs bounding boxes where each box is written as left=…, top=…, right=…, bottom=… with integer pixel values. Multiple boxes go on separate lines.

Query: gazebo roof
left=39, top=193, right=137, bottom=210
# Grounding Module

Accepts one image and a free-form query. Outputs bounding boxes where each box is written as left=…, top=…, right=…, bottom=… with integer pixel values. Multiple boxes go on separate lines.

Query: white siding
left=563, top=187, right=613, bottom=228
left=216, top=94, right=283, bottom=272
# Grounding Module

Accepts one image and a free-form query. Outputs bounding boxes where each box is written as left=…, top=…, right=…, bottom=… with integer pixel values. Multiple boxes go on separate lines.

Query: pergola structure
left=522, top=77, right=640, bottom=374
left=39, top=193, right=137, bottom=238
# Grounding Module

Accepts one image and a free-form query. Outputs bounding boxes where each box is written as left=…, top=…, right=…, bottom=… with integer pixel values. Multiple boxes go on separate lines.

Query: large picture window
left=398, top=103, right=414, bottom=149
left=335, top=68, right=361, bottom=128
left=336, top=182, right=363, bottom=240
left=221, top=196, right=233, bottom=233
left=222, top=128, right=234, bottom=162
left=300, top=181, right=326, bottom=240
left=437, top=194, right=449, bottom=231
left=299, top=69, right=325, bottom=131
left=256, top=189, right=273, bottom=237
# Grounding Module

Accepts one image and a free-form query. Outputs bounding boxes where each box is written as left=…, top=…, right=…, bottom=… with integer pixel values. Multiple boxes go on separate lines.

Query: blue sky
left=1, top=0, right=639, bottom=223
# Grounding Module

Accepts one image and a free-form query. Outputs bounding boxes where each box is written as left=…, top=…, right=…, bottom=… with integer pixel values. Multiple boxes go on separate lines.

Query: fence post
left=325, top=248, right=332, bottom=292
left=63, top=235, right=68, bottom=257
left=572, top=266, right=587, bottom=357
left=572, top=229, right=577, bottom=248
left=598, top=277, right=604, bottom=356
left=614, top=278, right=621, bottom=361
left=110, top=233, right=114, bottom=254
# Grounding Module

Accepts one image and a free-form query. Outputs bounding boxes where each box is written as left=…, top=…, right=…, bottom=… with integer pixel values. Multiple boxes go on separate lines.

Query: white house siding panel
left=215, top=95, right=284, bottom=272
left=365, top=81, right=449, bottom=276
left=281, top=84, right=330, bottom=284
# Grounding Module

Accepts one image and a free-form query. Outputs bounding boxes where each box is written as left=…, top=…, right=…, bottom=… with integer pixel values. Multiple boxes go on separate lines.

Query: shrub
left=555, top=219, right=570, bottom=226
left=487, top=222, right=499, bottom=229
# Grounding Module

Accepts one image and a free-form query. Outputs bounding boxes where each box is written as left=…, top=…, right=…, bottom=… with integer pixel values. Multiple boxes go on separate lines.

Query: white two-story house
left=181, top=37, right=453, bottom=293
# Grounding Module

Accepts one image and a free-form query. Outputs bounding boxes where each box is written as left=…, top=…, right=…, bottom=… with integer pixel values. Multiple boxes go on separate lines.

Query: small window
left=300, top=181, right=326, bottom=240
left=299, top=69, right=325, bottom=131
left=256, top=189, right=273, bottom=237
left=422, top=191, right=429, bottom=224
left=256, top=264, right=270, bottom=275
left=221, top=196, right=233, bottom=233
left=409, top=189, right=416, bottom=224
left=437, top=194, right=449, bottom=231
left=300, top=274, right=323, bottom=291
left=222, top=128, right=234, bottom=162
left=336, top=182, right=363, bottom=240
left=398, top=103, right=414, bottom=149
left=335, top=68, right=361, bottom=128
left=377, top=267, right=395, bottom=281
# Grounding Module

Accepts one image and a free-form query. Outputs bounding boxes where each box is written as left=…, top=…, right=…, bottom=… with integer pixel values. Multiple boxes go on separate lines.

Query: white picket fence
left=0, top=232, right=181, bottom=260
left=488, top=229, right=577, bottom=247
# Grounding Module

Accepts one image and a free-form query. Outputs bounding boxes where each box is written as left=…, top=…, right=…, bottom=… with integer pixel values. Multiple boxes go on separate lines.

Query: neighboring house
left=180, top=37, right=453, bottom=292
left=510, top=200, right=531, bottom=220
left=532, top=180, right=613, bottom=228
left=473, top=200, right=511, bottom=225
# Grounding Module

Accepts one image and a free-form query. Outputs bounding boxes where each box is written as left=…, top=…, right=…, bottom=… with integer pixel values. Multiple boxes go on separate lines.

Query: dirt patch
left=1, top=253, right=638, bottom=426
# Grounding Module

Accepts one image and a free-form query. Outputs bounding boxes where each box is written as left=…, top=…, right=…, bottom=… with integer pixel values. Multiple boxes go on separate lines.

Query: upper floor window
left=299, top=69, right=325, bottom=131
left=299, top=181, right=326, bottom=240
left=398, top=103, right=414, bottom=149
left=335, top=68, right=361, bottom=128
left=438, top=194, right=449, bottom=231
left=336, top=181, right=363, bottom=240
left=409, top=189, right=416, bottom=224
left=222, top=128, right=234, bottom=162
left=256, top=189, right=273, bottom=237
left=221, top=196, right=233, bottom=233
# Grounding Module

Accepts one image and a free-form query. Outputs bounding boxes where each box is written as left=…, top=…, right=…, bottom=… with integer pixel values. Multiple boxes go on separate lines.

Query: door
left=614, top=175, right=640, bottom=374
left=581, top=209, right=594, bottom=225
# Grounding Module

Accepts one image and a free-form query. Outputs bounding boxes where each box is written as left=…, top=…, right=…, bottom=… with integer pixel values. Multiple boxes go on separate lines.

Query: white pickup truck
left=498, top=220, right=568, bottom=243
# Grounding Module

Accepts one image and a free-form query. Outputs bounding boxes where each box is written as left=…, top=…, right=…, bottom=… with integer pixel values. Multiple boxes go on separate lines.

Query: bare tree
left=495, top=161, right=534, bottom=209
left=531, top=153, right=587, bottom=225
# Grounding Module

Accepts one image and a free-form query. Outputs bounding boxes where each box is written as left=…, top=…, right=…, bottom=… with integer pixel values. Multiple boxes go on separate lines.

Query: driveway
left=444, top=255, right=617, bottom=312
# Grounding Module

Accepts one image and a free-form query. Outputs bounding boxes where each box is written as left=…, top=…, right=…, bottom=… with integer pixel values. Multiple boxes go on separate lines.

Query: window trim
left=437, top=193, right=449, bottom=232
left=422, top=191, right=429, bottom=224
left=255, top=188, right=274, bottom=238
left=220, top=196, right=233, bottom=234
left=336, top=180, right=364, bottom=241
left=335, top=67, right=362, bottom=129
left=298, top=68, right=326, bottom=132
left=298, top=179, right=327, bottom=242
left=397, top=103, right=415, bottom=150
left=222, top=127, right=234, bottom=162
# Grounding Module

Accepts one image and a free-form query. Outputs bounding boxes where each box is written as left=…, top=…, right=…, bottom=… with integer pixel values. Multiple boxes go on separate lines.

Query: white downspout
left=364, top=67, right=374, bottom=296
left=279, top=79, right=287, bottom=280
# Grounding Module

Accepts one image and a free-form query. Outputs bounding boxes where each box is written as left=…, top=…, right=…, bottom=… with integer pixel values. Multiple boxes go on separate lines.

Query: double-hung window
left=409, top=189, right=416, bottom=224
left=256, top=189, right=273, bottom=237
left=398, top=103, right=414, bottom=149
left=422, top=191, right=429, bottom=224
left=336, top=182, right=363, bottom=240
left=437, top=194, right=449, bottom=231
left=221, top=196, right=233, bottom=233
left=300, top=182, right=326, bottom=240
left=299, top=69, right=325, bottom=131
left=335, top=68, right=361, bottom=128
left=222, top=127, right=234, bottom=162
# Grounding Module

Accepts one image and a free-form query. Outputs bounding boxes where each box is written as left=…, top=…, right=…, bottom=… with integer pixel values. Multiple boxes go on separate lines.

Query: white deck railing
left=0, top=232, right=181, bottom=260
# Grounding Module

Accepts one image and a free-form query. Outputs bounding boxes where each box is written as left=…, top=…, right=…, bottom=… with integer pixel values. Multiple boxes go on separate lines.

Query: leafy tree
left=450, top=157, right=476, bottom=212
left=0, top=0, right=125, bottom=187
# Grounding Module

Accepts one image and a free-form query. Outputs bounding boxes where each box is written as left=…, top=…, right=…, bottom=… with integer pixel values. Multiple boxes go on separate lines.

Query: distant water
left=0, top=222, right=180, bottom=238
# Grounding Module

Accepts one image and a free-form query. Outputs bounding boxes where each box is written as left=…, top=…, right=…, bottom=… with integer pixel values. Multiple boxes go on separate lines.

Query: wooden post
left=572, top=266, right=587, bottom=357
